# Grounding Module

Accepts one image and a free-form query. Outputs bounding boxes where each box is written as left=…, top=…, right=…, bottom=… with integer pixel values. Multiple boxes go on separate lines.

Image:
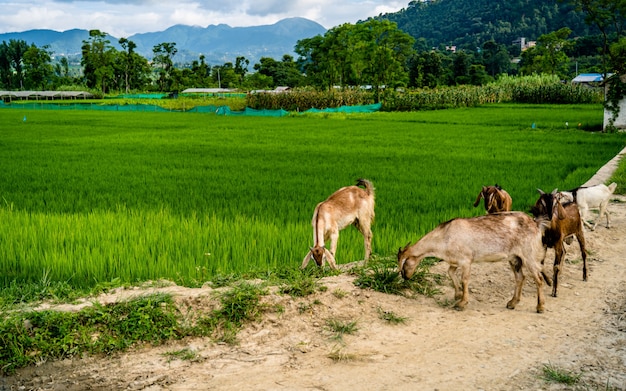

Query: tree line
left=0, top=0, right=624, bottom=96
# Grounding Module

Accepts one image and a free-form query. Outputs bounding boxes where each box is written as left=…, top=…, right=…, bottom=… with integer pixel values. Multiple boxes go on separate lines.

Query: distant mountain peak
left=0, top=18, right=327, bottom=64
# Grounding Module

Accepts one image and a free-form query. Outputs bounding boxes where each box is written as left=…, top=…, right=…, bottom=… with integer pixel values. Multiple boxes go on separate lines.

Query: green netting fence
left=0, top=101, right=381, bottom=116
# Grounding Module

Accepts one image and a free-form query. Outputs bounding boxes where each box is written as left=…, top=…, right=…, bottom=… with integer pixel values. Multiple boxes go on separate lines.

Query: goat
left=398, top=212, right=551, bottom=313
left=473, top=184, right=513, bottom=214
left=531, top=189, right=587, bottom=297
left=301, top=179, right=375, bottom=270
left=559, top=182, right=617, bottom=230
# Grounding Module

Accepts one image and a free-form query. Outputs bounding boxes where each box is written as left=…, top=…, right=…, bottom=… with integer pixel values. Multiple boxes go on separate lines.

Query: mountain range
left=0, top=17, right=327, bottom=65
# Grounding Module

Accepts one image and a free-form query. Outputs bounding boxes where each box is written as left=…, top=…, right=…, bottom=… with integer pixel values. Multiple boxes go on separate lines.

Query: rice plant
left=0, top=105, right=624, bottom=292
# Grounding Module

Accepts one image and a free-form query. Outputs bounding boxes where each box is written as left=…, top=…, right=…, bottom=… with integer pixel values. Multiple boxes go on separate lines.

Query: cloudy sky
left=0, top=0, right=407, bottom=37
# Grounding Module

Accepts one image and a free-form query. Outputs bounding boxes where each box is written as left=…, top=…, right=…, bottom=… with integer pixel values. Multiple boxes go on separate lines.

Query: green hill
left=375, top=0, right=594, bottom=50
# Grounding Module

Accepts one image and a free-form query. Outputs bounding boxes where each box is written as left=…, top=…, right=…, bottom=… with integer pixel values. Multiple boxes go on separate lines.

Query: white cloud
left=0, top=0, right=407, bottom=37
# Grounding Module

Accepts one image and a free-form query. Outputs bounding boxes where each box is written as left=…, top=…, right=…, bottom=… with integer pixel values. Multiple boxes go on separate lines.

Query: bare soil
left=3, top=150, right=626, bottom=391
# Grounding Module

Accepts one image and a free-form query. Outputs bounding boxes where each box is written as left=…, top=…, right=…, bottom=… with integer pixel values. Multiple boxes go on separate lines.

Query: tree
left=360, top=20, right=415, bottom=98
left=295, top=20, right=414, bottom=95
left=152, top=42, right=178, bottom=91
left=519, top=27, right=573, bottom=78
left=408, top=50, right=444, bottom=88
left=189, top=54, right=211, bottom=87
left=0, top=41, right=12, bottom=88
left=22, top=44, right=53, bottom=89
left=0, top=39, right=29, bottom=89
left=481, top=40, right=510, bottom=77
left=561, top=0, right=626, bottom=74
left=234, top=56, right=249, bottom=86
left=81, top=30, right=116, bottom=93
left=253, top=55, right=304, bottom=88
left=117, top=38, right=149, bottom=93
left=452, top=50, right=473, bottom=84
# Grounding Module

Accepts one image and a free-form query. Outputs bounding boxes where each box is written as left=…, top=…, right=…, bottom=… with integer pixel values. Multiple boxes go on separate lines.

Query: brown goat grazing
left=398, top=212, right=551, bottom=313
left=531, top=189, right=587, bottom=297
left=301, top=179, right=375, bottom=270
left=473, top=184, right=513, bottom=214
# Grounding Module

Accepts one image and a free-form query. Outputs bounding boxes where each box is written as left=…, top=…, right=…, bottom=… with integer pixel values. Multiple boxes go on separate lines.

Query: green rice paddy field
left=1, top=104, right=625, bottom=289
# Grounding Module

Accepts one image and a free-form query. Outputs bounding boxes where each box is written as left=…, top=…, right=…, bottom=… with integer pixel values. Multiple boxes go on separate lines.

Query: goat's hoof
left=536, top=307, right=545, bottom=314
left=506, top=301, right=517, bottom=310
left=453, top=301, right=467, bottom=311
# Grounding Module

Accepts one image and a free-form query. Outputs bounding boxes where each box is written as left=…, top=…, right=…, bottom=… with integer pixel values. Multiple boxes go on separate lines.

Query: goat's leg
left=579, top=206, right=594, bottom=230
left=576, top=232, right=587, bottom=281
left=552, top=242, right=564, bottom=297
left=529, top=267, right=546, bottom=313
left=447, top=264, right=463, bottom=303
left=328, top=231, right=339, bottom=259
left=454, top=263, right=471, bottom=310
left=360, top=225, right=373, bottom=262
left=507, top=257, right=525, bottom=310
left=597, top=202, right=610, bottom=229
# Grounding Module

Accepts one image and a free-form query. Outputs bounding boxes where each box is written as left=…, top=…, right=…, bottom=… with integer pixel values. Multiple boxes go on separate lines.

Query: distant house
left=250, top=86, right=291, bottom=94
left=571, top=73, right=607, bottom=88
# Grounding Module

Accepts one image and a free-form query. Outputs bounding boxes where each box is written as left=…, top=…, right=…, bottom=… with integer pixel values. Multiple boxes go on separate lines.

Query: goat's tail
left=608, top=182, right=618, bottom=194
left=356, top=178, right=375, bottom=197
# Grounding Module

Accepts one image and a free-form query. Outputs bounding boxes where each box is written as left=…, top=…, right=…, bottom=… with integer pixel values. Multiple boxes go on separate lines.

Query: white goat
left=559, top=182, right=617, bottom=230
left=301, top=179, right=375, bottom=270
left=398, top=212, right=550, bottom=313
left=472, top=184, right=513, bottom=214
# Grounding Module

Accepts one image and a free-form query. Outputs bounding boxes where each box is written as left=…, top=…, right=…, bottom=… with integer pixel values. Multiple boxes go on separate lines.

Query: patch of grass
left=0, top=293, right=180, bottom=375
left=274, top=266, right=334, bottom=297
left=193, top=282, right=267, bottom=344
left=332, top=289, right=348, bottom=299
left=377, top=307, right=408, bottom=325
left=162, top=347, right=198, bottom=362
left=541, top=362, right=582, bottom=385
left=325, top=319, right=358, bottom=343
left=208, top=273, right=241, bottom=288
left=353, top=256, right=441, bottom=298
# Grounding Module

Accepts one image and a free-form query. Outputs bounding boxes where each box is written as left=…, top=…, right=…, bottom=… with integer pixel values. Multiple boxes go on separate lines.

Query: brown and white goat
left=301, top=179, right=375, bottom=270
left=473, top=184, right=512, bottom=214
left=531, top=189, right=587, bottom=297
left=398, top=212, right=550, bottom=313
left=559, top=182, right=617, bottom=230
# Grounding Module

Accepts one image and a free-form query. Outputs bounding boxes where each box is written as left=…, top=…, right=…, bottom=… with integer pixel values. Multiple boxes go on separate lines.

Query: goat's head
left=532, top=188, right=554, bottom=217
left=307, top=245, right=335, bottom=267
left=474, top=185, right=503, bottom=212
left=310, top=246, right=326, bottom=266
left=397, top=243, right=419, bottom=280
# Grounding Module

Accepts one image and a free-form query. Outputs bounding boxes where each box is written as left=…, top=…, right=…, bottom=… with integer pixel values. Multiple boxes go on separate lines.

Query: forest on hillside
left=376, top=0, right=595, bottom=50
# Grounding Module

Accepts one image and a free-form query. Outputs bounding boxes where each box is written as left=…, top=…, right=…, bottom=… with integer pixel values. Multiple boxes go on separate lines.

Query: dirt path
left=3, top=151, right=626, bottom=391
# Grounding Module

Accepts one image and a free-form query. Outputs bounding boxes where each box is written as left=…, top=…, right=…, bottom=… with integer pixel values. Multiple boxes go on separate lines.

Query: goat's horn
left=537, top=188, right=545, bottom=195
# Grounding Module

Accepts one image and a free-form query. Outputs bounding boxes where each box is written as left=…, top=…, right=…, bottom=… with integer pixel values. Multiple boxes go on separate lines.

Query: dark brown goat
left=531, top=189, right=587, bottom=297
left=473, top=184, right=512, bottom=214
